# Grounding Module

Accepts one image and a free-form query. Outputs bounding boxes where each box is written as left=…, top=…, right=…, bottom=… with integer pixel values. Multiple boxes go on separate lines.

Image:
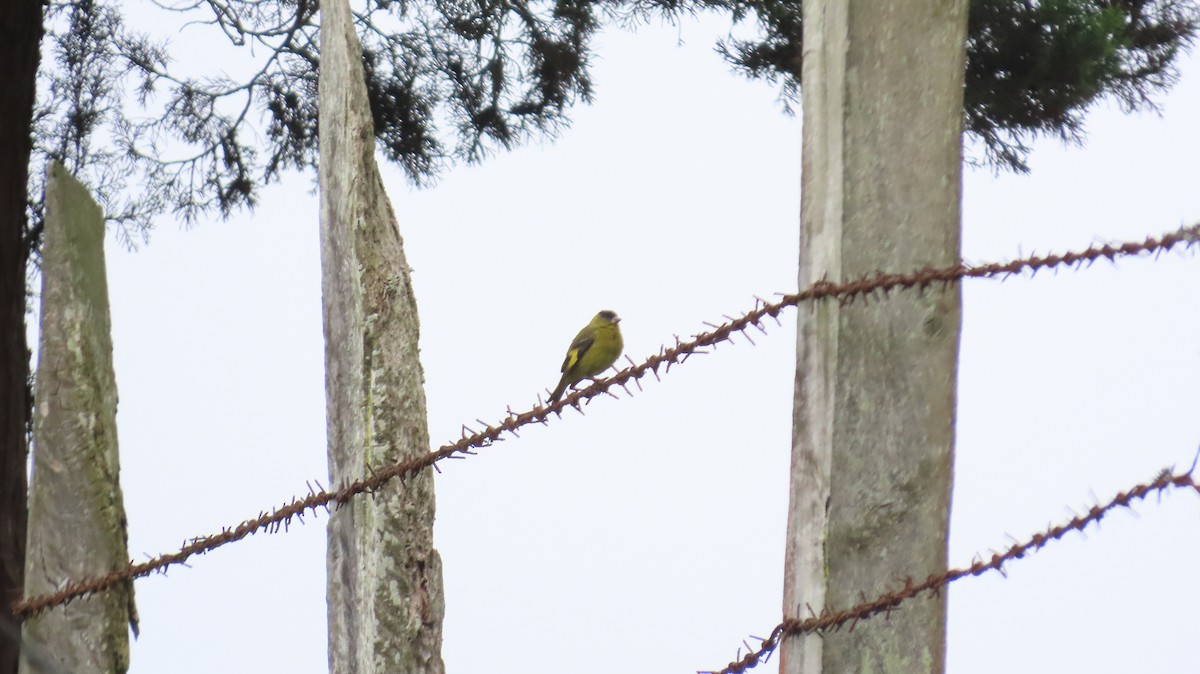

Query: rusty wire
left=704, top=467, right=1200, bottom=674
left=11, top=223, right=1199, bottom=620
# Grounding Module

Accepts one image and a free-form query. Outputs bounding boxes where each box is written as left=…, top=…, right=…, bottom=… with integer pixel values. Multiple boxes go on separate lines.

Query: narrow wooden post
left=318, top=1, right=446, bottom=672
left=781, top=2, right=969, bottom=673
left=0, top=2, right=44, bottom=670
left=20, top=162, right=137, bottom=674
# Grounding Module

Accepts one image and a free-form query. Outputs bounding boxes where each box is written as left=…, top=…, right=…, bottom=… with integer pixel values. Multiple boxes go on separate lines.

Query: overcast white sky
left=28, top=7, right=1200, bottom=674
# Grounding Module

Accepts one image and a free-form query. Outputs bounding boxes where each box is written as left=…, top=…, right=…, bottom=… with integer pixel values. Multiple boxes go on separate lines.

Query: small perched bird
left=549, top=310, right=624, bottom=404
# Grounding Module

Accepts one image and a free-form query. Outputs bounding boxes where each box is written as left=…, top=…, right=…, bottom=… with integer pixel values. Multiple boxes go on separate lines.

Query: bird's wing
left=561, top=331, right=596, bottom=374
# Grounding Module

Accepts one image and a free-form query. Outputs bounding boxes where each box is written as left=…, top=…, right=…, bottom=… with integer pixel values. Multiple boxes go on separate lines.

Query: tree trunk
left=318, top=1, right=446, bottom=672
left=0, top=1, right=43, bottom=671
left=19, top=162, right=137, bottom=674
left=781, top=2, right=968, bottom=673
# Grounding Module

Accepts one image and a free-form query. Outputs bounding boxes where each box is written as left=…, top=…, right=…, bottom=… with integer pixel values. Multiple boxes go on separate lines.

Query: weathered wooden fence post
left=318, top=1, right=446, bottom=672
left=20, top=162, right=137, bottom=674
left=782, top=2, right=969, bottom=672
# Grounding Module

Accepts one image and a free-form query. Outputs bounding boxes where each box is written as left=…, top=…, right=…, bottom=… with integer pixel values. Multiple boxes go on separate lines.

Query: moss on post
left=21, top=162, right=137, bottom=674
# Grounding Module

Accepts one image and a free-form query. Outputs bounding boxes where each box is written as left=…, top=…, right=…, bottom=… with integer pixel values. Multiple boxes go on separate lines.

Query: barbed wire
left=704, top=464, right=1200, bottom=674
left=12, top=223, right=1199, bottom=619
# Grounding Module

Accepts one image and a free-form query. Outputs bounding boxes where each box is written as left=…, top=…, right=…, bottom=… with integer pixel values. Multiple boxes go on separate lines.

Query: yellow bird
left=548, top=310, right=624, bottom=404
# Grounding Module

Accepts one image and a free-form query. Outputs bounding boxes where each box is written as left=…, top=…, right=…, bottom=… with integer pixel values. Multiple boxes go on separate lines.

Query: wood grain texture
left=319, top=2, right=445, bottom=672
left=21, top=162, right=136, bottom=674
left=782, top=2, right=968, bottom=672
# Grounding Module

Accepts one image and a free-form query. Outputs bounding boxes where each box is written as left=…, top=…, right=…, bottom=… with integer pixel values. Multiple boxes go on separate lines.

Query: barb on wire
left=12, top=223, right=1199, bottom=620
left=704, top=466, right=1200, bottom=674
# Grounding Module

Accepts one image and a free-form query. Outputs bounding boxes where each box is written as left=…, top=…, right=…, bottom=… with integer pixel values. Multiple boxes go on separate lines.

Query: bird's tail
left=548, top=378, right=568, bottom=404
